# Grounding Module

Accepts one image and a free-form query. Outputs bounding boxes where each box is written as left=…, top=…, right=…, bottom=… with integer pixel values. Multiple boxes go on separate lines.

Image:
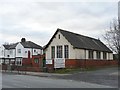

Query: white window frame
left=56, top=46, right=63, bottom=58
left=17, top=49, right=21, bottom=53
left=15, top=58, right=22, bottom=66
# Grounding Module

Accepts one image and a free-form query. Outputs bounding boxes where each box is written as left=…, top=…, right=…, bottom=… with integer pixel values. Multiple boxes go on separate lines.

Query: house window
left=34, top=50, right=36, bottom=52
left=18, top=49, right=21, bottom=53
left=103, top=52, right=107, bottom=59
left=7, top=55, right=9, bottom=57
left=34, top=58, right=39, bottom=63
left=96, top=51, right=101, bottom=59
left=88, top=50, right=93, bottom=59
left=15, top=58, right=22, bottom=66
left=51, top=46, right=55, bottom=58
left=58, top=34, right=60, bottom=39
left=10, top=50, right=12, bottom=54
left=5, top=59, right=9, bottom=64
left=57, top=46, right=62, bottom=58
left=64, top=45, right=69, bottom=58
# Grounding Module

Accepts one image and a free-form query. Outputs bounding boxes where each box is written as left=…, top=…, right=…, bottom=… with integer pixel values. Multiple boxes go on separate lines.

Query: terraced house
left=0, top=38, right=43, bottom=66
left=45, top=29, right=117, bottom=69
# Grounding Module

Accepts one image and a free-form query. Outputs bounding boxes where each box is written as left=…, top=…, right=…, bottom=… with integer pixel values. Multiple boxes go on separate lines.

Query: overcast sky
left=0, top=0, right=118, bottom=47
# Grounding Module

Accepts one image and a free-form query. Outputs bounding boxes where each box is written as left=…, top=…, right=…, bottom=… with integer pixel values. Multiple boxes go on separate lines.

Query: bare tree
left=104, top=19, right=120, bottom=61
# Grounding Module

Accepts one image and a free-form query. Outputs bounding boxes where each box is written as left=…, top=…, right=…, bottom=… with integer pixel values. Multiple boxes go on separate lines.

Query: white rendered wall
left=46, top=31, right=75, bottom=60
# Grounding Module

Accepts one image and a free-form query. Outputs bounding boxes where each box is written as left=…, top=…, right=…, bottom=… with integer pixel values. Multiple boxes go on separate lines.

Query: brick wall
left=45, top=59, right=118, bottom=72
left=16, top=66, right=42, bottom=72
left=65, top=59, right=80, bottom=68
left=46, top=60, right=54, bottom=72
left=65, top=59, right=118, bottom=68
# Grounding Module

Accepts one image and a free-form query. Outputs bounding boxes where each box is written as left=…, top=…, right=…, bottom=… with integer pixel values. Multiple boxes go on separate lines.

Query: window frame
left=15, top=58, right=22, bottom=66
left=58, top=34, right=60, bottom=39
left=88, top=50, right=94, bottom=59
left=51, top=46, right=55, bottom=58
left=96, top=51, right=101, bottom=59
left=64, top=45, right=69, bottom=59
left=17, top=49, right=21, bottom=53
left=103, top=52, right=107, bottom=60
left=57, top=45, right=63, bottom=58
left=10, top=50, right=13, bottom=55
left=34, top=58, right=39, bottom=64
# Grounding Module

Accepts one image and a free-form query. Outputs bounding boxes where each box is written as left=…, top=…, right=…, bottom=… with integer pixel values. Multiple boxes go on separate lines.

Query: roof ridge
left=58, top=28, right=99, bottom=41
left=20, top=40, right=42, bottom=49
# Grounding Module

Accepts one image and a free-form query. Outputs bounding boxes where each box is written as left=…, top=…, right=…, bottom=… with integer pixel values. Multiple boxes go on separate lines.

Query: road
left=52, top=67, right=119, bottom=88
left=2, top=73, right=114, bottom=88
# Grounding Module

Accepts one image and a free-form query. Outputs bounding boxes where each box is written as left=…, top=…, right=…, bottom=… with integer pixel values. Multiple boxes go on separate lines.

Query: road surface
left=2, top=73, right=114, bottom=88
left=52, top=67, right=118, bottom=87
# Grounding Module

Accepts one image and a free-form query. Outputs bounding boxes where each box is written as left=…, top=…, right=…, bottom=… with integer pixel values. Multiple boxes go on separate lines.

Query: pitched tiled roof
left=45, top=28, right=112, bottom=52
left=9, top=43, right=18, bottom=49
left=3, top=41, right=42, bottom=50
left=20, top=41, right=42, bottom=49
left=3, top=45, right=11, bottom=49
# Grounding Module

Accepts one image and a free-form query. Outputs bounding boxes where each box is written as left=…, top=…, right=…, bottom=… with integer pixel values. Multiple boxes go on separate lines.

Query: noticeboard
left=46, top=59, right=52, bottom=64
left=54, top=58, right=65, bottom=68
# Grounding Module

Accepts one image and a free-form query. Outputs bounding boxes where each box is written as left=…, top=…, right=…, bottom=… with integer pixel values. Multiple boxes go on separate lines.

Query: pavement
left=2, top=70, right=70, bottom=77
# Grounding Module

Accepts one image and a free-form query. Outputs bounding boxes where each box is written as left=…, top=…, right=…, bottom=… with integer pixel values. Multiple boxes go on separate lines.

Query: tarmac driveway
left=51, top=67, right=119, bottom=88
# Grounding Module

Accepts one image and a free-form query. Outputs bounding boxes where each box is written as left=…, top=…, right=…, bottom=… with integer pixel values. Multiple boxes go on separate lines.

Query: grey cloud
left=0, top=1, right=118, bottom=46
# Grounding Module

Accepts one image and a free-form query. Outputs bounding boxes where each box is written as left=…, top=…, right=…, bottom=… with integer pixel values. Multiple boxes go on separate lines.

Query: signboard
left=46, top=59, right=52, bottom=64
left=54, top=58, right=65, bottom=68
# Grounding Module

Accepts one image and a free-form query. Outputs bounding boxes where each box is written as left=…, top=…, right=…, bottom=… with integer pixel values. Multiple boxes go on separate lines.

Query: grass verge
left=52, top=65, right=118, bottom=74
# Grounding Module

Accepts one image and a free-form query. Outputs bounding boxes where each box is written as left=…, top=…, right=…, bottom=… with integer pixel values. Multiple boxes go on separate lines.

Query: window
left=18, top=49, right=21, bottom=53
left=64, top=45, right=69, bottom=58
left=34, top=58, right=39, bottom=63
left=25, top=51, right=27, bottom=53
left=58, top=34, right=60, bottom=39
left=103, top=52, right=107, bottom=59
left=15, top=58, right=22, bottom=66
left=57, top=46, right=63, bottom=58
left=10, top=50, right=12, bottom=54
left=51, top=46, right=55, bottom=58
left=7, top=55, right=9, bottom=57
left=96, top=51, right=101, bottom=59
left=88, top=50, right=93, bottom=59
left=5, top=59, right=9, bottom=64
left=34, top=50, right=36, bottom=52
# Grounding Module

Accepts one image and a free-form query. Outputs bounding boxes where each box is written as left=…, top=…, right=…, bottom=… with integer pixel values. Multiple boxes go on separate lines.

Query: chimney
left=21, top=38, right=26, bottom=42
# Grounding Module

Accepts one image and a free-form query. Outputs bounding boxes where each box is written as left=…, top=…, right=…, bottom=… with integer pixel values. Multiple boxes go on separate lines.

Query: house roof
left=20, top=41, right=42, bottom=49
left=9, top=43, right=18, bottom=49
left=3, top=45, right=11, bottom=49
left=3, top=40, right=42, bottom=50
left=45, top=28, right=112, bottom=53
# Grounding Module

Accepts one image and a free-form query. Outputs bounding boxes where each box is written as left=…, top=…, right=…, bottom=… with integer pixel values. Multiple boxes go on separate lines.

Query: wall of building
left=9, top=49, right=15, bottom=58
left=74, top=49, right=85, bottom=59
left=16, top=43, right=24, bottom=58
left=16, top=43, right=42, bottom=58
left=46, top=31, right=75, bottom=60
left=0, top=45, right=5, bottom=58
left=74, top=49, right=113, bottom=60
left=65, top=59, right=118, bottom=68
left=45, top=31, right=113, bottom=60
